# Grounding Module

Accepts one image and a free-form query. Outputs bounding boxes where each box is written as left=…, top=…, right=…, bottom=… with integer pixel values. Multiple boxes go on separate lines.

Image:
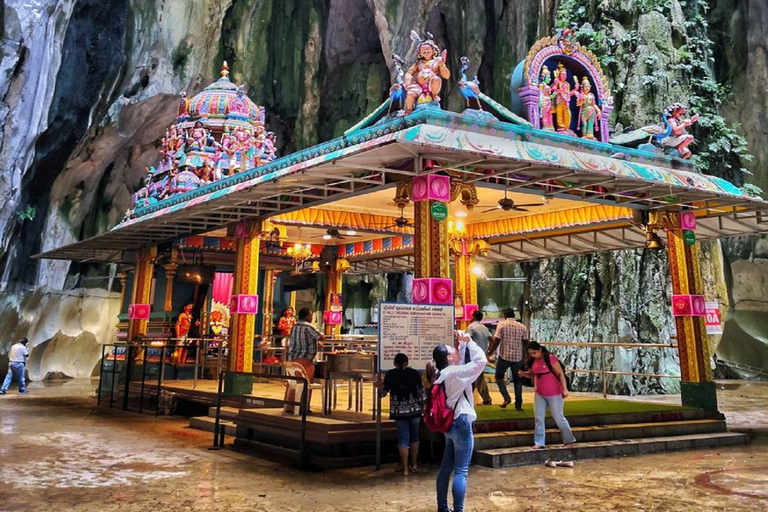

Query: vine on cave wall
left=554, top=0, right=756, bottom=194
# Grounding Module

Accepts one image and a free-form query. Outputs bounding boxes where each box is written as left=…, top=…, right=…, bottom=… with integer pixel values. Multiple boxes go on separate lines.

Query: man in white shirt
left=1, top=338, right=30, bottom=395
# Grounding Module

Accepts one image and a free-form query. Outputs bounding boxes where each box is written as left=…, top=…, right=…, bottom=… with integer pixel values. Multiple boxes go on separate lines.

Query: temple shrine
left=37, top=30, right=768, bottom=467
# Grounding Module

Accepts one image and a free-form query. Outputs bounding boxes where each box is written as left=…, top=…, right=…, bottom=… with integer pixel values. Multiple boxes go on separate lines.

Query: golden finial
left=221, top=61, right=230, bottom=78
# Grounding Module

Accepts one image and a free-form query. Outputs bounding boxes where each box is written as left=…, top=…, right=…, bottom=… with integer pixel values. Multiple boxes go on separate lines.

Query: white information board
left=378, top=302, right=455, bottom=371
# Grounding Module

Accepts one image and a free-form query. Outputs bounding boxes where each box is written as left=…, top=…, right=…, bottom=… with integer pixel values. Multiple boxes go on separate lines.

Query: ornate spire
left=221, top=61, right=230, bottom=79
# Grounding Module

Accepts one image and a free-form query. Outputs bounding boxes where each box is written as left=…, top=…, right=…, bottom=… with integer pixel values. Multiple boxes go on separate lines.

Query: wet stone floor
left=1, top=379, right=767, bottom=512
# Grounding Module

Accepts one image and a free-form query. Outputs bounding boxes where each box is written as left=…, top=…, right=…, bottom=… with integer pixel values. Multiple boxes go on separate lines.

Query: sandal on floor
left=408, top=465, right=420, bottom=473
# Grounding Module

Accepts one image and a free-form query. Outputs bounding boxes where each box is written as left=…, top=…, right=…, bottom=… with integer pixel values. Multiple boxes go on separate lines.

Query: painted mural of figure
left=552, top=63, right=577, bottom=132
left=403, top=32, right=450, bottom=114
left=538, top=65, right=555, bottom=130
left=576, top=77, right=601, bottom=140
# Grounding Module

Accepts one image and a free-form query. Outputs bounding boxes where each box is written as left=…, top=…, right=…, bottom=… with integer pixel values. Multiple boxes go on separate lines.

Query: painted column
left=453, top=251, right=476, bottom=330
left=118, top=272, right=128, bottom=312
left=229, top=220, right=262, bottom=372
left=127, top=247, right=156, bottom=342
left=262, top=269, right=276, bottom=339
left=163, top=263, right=178, bottom=316
left=663, top=212, right=716, bottom=411
left=413, top=199, right=449, bottom=279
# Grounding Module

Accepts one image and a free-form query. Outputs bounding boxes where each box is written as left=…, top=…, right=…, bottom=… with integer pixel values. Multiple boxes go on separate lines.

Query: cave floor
left=0, top=379, right=767, bottom=511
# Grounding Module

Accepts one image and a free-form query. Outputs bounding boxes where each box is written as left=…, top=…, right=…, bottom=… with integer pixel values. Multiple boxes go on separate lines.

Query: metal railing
left=97, top=339, right=228, bottom=414
left=541, top=341, right=681, bottom=398
left=212, top=370, right=311, bottom=466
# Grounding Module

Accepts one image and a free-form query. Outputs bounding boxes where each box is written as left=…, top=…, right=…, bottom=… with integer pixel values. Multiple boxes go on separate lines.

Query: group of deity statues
left=131, top=120, right=278, bottom=210
left=538, top=63, right=601, bottom=139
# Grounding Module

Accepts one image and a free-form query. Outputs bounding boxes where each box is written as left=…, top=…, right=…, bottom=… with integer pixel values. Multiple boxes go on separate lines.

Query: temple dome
left=181, top=62, right=264, bottom=130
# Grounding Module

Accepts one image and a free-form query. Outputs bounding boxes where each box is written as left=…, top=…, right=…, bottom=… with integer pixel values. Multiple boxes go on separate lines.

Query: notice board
left=378, top=302, right=455, bottom=371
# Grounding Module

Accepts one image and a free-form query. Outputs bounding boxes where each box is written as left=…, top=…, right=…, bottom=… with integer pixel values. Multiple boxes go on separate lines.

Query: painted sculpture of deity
left=538, top=65, right=555, bottom=130
left=642, top=103, right=700, bottom=159
left=576, top=77, right=601, bottom=140
left=403, top=31, right=450, bottom=114
left=552, top=63, right=578, bottom=132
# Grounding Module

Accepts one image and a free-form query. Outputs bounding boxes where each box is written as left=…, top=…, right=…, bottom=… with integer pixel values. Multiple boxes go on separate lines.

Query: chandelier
left=287, top=242, right=314, bottom=266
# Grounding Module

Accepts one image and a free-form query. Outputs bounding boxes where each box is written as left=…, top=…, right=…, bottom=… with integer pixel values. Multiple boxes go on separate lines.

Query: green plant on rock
left=16, top=205, right=36, bottom=221
left=680, top=0, right=753, bottom=185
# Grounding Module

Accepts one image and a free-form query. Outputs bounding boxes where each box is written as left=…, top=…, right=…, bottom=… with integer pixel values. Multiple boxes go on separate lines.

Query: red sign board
left=705, top=301, right=723, bottom=335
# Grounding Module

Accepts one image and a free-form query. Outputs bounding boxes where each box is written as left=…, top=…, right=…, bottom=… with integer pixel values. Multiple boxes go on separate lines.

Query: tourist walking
left=487, top=309, right=527, bottom=410
left=429, top=333, right=487, bottom=512
left=522, top=341, right=576, bottom=448
left=1, top=338, right=30, bottom=395
left=466, top=310, right=493, bottom=405
left=378, top=353, right=426, bottom=475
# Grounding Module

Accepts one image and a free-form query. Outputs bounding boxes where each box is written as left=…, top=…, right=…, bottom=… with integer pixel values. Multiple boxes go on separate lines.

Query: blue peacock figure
left=457, top=56, right=482, bottom=110
left=388, top=54, right=406, bottom=114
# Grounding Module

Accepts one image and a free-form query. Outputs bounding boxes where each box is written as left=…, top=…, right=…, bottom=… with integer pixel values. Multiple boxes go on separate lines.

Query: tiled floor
left=0, top=378, right=766, bottom=511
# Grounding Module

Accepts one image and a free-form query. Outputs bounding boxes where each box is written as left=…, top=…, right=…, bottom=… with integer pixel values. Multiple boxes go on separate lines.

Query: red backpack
left=422, top=383, right=468, bottom=433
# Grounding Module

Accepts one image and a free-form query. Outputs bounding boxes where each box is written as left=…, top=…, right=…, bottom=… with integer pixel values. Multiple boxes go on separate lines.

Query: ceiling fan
left=312, top=228, right=361, bottom=241
left=478, top=190, right=544, bottom=213
left=377, top=206, right=414, bottom=230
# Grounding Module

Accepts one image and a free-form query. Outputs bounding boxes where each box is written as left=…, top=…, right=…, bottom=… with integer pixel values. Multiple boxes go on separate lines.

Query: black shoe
left=515, top=406, right=523, bottom=411
left=19, top=390, right=29, bottom=395
left=0, top=390, right=6, bottom=395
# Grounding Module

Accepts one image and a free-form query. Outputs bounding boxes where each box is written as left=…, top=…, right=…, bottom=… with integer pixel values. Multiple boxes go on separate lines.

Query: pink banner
left=212, top=272, right=234, bottom=304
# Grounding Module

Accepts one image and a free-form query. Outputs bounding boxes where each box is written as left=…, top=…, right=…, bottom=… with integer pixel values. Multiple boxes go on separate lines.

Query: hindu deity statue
left=403, top=31, right=450, bottom=114
left=576, top=77, right=601, bottom=140
left=187, top=121, right=211, bottom=151
left=538, top=65, right=555, bottom=130
left=640, top=103, right=700, bottom=159
left=552, top=63, right=578, bottom=132
left=178, top=91, right=189, bottom=119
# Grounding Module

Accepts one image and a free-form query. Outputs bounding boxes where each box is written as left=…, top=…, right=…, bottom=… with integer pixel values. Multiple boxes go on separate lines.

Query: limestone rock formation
left=0, top=0, right=764, bottom=386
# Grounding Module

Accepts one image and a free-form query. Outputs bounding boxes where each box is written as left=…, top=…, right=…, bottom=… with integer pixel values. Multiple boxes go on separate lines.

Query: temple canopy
left=35, top=107, right=768, bottom=272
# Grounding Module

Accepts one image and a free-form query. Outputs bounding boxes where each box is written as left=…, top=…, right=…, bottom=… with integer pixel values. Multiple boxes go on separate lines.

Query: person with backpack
left=520, top=341, right=576, bottom=449
left=378, top=353, right=427, bottom=476
left=427, top=332, right=487, bottom=512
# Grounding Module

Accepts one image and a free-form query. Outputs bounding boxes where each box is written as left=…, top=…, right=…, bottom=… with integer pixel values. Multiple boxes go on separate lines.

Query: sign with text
left=705, top=301, right=723, bottom=335
left=378, top=302, right=455, bottom=371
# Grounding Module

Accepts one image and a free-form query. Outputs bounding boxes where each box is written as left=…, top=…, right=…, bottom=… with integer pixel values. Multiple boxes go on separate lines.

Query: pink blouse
left=532, top=353, right=564, bottom=397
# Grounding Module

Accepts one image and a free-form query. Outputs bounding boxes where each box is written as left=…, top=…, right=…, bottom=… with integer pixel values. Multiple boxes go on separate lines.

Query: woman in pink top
left=521, top=341, right=576, bottom=448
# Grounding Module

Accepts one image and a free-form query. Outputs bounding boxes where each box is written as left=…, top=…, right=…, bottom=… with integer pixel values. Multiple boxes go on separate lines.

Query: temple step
left=473, top=419, right=728, bottom=450
left=474, top=431, right=748, bottom=468
left=189, top=415, right=237, bottom=436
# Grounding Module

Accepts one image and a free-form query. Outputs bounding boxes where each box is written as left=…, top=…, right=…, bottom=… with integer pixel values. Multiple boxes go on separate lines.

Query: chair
left=282, top=361, right=323, bottom=415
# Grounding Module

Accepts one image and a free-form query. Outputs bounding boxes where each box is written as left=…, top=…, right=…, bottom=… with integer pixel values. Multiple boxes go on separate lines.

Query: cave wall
left=0, top=0, right=765, bottom=385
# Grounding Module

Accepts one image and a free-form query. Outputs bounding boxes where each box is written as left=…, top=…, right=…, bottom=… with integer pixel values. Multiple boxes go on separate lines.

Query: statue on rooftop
left=538, top=65, right=555, bottom=130
left=576, top=77, right=601, bottom=140
left=388, top=54, right=406, bottom=115
left=641, top=103, right=700, bottom=159
left=552, top=63, right=578, bottom=133
left=403, top=31, right=450, bottom=114
left=457, top=56, right=482, bottom=111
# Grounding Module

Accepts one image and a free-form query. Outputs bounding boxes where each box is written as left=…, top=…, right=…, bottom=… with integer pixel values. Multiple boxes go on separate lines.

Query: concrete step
left=207, top=406, right=240, bottom=421
left=189, top=416, right=237, bottom=436
left=474, top=419, right=727, bottom=450
left=474, top=431, right=749, bottom=468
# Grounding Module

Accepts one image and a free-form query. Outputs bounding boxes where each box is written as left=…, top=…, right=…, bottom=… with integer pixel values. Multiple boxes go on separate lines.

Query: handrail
left=214, top=370, right=310, bottom=466
left=543, top=341, right=678, bottom=349
left=540, top=341, right=681, bottom=398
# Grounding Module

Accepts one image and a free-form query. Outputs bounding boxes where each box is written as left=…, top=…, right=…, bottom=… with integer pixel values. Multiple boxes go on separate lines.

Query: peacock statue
left=388, top=53, right=406, bottom=114
left=458, top=56, right=482, bottom=110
